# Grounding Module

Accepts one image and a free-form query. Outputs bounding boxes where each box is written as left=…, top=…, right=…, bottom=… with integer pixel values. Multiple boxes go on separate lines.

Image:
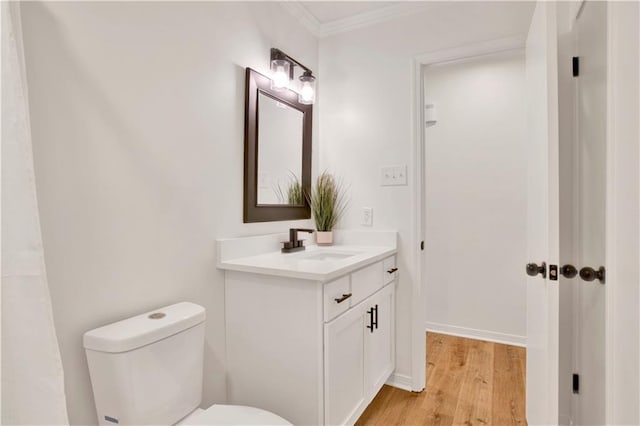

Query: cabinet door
left=364, top=284, right=395, bottom=398
left=324, top=304, right=366, bottom=426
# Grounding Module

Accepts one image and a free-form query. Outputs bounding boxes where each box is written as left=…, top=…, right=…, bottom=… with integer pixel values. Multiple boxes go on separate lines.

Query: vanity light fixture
left=270, top=48, right=316, bottom=105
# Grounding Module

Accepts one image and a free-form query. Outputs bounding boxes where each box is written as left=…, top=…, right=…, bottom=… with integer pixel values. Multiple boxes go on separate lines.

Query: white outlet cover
left=362, top=207, right=373, bottom=226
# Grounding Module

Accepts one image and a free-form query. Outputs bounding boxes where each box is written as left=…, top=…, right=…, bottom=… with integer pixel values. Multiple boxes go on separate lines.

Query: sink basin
left=301, top=252, right=355, bottom=261
left=295, top=250, right=362, bottom=261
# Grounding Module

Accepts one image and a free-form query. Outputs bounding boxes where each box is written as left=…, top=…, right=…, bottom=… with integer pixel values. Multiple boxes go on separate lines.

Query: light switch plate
left=380, top=165, right=407, bottom=186
left=362, top=207, right=373, bottom=226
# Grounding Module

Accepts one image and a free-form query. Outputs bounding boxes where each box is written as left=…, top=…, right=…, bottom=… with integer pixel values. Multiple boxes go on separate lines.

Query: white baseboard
left=425, top=321, right=526, bottom=347
left=385, top=373, right=413, bottom=391
left=559, top=414, right=571, bottom=426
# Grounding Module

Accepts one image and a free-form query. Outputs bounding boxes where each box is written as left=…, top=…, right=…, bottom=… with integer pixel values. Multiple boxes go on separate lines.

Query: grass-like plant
left=286, top=177, right=303, bottom=205
left=274, top=172, right=304, bottom=205
left=306, top=172, right=348, bottom=232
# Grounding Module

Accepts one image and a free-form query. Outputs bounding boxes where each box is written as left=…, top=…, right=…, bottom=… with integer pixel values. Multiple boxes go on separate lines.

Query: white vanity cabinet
left=324, top=283, right=394, bottom=425
left=223, top=255, right=397, bottom=426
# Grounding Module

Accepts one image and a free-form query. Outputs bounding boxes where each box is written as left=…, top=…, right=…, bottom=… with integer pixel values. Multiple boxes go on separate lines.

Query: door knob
left=560, top=264, right=578, bottom=278
left=526, top=262, right=547, bottom=278
left=579, top=266, right=605, bottom=284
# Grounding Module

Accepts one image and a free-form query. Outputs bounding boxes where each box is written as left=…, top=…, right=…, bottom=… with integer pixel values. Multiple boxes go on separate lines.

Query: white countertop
left=218, top=244, right=397, bottom=282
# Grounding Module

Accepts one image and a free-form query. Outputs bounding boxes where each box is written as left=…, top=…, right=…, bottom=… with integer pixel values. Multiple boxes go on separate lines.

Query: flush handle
left=526, top=262, right=547, bottom=279
left=334, top=293, right=352, bottom=304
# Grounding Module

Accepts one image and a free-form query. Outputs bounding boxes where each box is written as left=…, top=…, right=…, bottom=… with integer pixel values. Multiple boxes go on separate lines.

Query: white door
left=525, top=2, right=561, bottom=425
left=574, top=2, right=607, bottom=423
left=364, top=285, right=395, bottom=398
left=324, top=303, right=366, bottom=426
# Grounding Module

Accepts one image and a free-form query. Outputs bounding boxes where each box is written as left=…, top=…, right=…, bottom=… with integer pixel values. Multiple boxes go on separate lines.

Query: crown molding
left=279, top=2, right=323, bottom=38
left=320, top=2, right=436, bottom=37
left=279, top=1, right=438, bottom=39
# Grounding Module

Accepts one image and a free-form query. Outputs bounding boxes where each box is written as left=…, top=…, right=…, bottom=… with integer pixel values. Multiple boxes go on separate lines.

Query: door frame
left=410, top=35, right=526, bottom=392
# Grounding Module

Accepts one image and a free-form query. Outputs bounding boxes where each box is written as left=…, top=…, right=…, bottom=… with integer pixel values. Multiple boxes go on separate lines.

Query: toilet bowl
left=84, top=302, right=291, bottom=425
left=179, top=405, right=290, bottom=425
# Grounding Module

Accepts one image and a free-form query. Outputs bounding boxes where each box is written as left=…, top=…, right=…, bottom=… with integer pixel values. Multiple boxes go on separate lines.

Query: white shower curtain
left=1, top=2, right=69, bottom=424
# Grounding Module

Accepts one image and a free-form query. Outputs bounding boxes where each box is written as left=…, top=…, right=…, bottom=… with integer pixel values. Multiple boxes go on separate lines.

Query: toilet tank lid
left=83, top=302, right=206, bottom=353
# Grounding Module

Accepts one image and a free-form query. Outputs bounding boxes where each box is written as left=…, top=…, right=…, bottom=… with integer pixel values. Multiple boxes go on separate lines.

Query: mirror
left=257, top=93, right=303, bottom=205
left=244, top=68, right=312, bottom=223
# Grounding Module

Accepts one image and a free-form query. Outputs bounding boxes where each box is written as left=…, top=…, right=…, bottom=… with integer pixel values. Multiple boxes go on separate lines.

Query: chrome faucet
left=282, top=228, right=314, bottom=253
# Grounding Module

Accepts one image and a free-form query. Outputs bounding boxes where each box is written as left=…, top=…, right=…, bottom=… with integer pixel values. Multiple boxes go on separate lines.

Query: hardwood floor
left=356, top=332, right=526, bottom=425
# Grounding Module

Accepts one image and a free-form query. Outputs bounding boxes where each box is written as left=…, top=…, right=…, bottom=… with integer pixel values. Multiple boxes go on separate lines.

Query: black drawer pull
left=387, top=267, right=398, bottom=274
left=334, top=293, right=352, bottom=304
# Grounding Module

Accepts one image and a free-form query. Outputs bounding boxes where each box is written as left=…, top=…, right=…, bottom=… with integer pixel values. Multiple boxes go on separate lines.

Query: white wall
left=19, top=2, right=317, bottom=424
left=422, top=51, right=527, bottom=345
left=318, top=1, right=534, bottom=382
left=606, top=1, right=640, bottom=423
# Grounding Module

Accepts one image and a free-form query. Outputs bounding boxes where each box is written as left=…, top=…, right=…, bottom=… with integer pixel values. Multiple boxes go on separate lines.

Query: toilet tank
left=84, top=302, right=206, bottom=425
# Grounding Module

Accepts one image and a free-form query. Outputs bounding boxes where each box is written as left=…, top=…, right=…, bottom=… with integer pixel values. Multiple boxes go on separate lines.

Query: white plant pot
left=316, top=231, right=333, bottom=246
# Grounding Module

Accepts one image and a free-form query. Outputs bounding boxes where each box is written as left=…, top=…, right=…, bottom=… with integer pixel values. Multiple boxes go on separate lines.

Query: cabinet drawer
left=383, top=256, right=397, bottom=285
left=324, top=276, right=351, bottom=322
left=351, top=262, right=383, bottom=305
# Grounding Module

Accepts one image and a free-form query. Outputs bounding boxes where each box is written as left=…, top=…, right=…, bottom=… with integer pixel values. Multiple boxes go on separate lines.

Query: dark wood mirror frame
left=244, top=68, right=312, bottom=223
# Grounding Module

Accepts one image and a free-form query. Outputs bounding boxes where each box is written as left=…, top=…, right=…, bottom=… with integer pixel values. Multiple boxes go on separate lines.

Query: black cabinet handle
left=526, top=262, right=547, bottom=278
left=366, top=307, right=375, bottom=333
left=579, top=266, right=605, bottom=284
left=387, top=268, right=398, bottom=274
left=334, top=293, right=352, bottom=304
left=374, top=304, right=378, bottom=329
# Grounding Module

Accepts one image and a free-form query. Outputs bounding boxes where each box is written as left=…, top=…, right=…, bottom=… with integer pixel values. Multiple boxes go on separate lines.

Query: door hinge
left=573, top=57, right=580, bottom=77
left=573, top=373, right=580, bottom=394
left=420, top=241, right=424, bottom=251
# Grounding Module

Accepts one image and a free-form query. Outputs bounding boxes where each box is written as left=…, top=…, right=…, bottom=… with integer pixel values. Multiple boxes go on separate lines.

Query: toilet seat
left=180, top=404, right=292, bottom=425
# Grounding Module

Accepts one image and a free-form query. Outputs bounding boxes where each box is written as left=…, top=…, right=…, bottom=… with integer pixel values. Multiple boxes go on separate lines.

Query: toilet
left=83, top=302, right=291, bottom=425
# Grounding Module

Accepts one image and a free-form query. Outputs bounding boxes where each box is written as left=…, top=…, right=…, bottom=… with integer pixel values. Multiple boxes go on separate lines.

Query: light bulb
left=273, top=66, right=288, bottom=88
left=300, top=82, right=314, bottom=102
left=270, top=59, right=290, bottom=91
left=298, top=71, right=316, bottom=105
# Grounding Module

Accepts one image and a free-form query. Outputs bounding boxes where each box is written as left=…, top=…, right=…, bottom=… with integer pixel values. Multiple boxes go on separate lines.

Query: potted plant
left=306, top=172, right=347, bottom=245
